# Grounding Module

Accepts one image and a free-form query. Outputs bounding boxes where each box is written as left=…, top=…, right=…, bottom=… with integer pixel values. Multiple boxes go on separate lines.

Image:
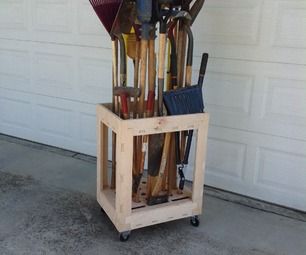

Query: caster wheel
left=100, top=207, right=105, bottom=214
left=190, top=216, right=200, bottom=227
left=119, top=231, right=131, bottom=242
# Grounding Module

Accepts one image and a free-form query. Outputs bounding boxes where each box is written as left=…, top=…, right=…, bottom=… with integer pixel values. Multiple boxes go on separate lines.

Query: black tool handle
left=198, top=53, right=209, bottom=87
left=175, top=132, right=181, bottom=165
left=183, top=130, right=193, bottom=165
left=168, top=25, right=178, bottom=89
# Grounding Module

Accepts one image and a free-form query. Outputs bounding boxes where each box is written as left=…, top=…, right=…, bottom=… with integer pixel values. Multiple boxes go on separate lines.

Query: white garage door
left=0, top=0, right=305, bottom=211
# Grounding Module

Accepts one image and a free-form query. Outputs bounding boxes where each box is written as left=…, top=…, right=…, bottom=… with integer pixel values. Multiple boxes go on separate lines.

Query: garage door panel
left=271, top=1, right=306, bottom=50
left=33, top=51, right=75, bottom=98
left=0, top=0, right=28, bottom=40
left=0, top=39, right=113, bottom=104
left=32, top=0, right=72, bottom=34
left=203, top=58, right=306, bottom=141
left=196, top=0, right=263, bottom=45
left=36, top=104, right=77, bottom=139
left=33, top=95, right=96, bottom=154
left=205, top=72, right=253, bottom=115
left=0, top=89, right=35, bottom=134
left=206, top=126, right=306, bottom=210
left=206, top=138, right=247, bottom=180
left=78, top=56, right=112, bottom=103
left=193, top=0, right=306, bottom=65
left=255, top=147, right=306, bottom=194
left=261, top=77, right=306, bottom=125
left=0, top=47, right=31, bottom=92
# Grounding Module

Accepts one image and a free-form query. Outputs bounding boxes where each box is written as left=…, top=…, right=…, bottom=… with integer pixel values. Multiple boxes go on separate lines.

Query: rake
left=89, top=0, right=121, bottom=189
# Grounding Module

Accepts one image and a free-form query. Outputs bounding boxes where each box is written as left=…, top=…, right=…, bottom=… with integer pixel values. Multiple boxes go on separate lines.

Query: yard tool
left=89, top=0, right=121, bottom=189
left=132, top=0, right=152, bottom=201
left=176, top=0, right=192, bottom=88
left=164, top=20, right=179, bottom=192
left=177, top=1, right=206, bottom=164
left=157, top=9, right=195, bottom=194
left=136, top=0, right=152, bottom=117
left=147, top=132, right=171, bottom=205
left=111, top=0, right=137, bottom=89
left=183, top=0, right=206, bottom=87
left=163, top=53, right=209, bottom=191
left=125, top=26, right=143, bottom=193
left=176, top=0, right=205, bottom=87
left=126, top=24, right=141, bottom=118
left=147, top=1, right=176, bottom=204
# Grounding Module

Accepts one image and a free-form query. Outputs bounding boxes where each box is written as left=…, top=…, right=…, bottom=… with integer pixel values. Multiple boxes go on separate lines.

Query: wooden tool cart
left=97, top=103, right=209, bottom=241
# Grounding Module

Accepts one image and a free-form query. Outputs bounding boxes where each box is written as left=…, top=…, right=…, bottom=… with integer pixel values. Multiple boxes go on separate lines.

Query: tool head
left=163, top=84, right=204, bottom=115
left=171, top=10, right=192, bottom=21
left=190, top=0, right=205, bottom=25
left=136, top=0, right=152, bottom=24
left=111, top=0, right=136, bottom=36
left=113, top=86, right=141, bottom=98
left=89, top=0, right=121, bottom=36
left=147, top=194, right=169, bottom=206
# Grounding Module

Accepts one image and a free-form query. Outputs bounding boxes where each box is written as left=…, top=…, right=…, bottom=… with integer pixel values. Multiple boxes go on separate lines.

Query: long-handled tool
left=132, top=0, right=152, bottom=201
left=163, top=53, right=209, bottom=192
left=147, top=1, right=170, bottom=198
left=111, top=0, right=136, bottom=90
left=89, top=0, right=122, bottom=189
left=146, top=1, right=175, bottom=204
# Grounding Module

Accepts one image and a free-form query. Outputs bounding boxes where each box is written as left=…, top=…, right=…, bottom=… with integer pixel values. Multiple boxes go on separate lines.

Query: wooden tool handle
left=111, top=39, right=118, bottom=190
left=139, top=40, right=148, bottom=117
left=158, top=33, right=167, bottom=116
left=147, top=38, right=156, bottom=117
left=120, top=94, right=129, bottom=120
left=152, top=133, right=171, bottom=196
left=134, top=40, right=140, bottom=117
left=139, top=135, right=149, bottom=175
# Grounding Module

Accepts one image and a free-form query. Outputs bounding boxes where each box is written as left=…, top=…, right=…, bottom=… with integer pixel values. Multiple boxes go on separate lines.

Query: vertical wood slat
left=192, top=116, right=209, bottom=214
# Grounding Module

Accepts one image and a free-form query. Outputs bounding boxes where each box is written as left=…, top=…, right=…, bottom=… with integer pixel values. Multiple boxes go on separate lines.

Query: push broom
left=163, top=53, right=209, bottom=191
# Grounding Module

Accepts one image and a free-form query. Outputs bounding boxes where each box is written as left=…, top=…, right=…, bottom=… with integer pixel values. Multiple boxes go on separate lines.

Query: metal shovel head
left=163, top=85, right=204, bottom=116
left=111, top=0, right=136, bottom=36
left=148, top=134, right=164, bottom=176
left=89, top=0, right=122, bottom=35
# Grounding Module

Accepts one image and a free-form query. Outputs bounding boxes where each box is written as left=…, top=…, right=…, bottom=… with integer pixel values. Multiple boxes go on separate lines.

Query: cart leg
left=190, top=215, right=200, bottom=227
left=119, top=231, right=131, bottom=242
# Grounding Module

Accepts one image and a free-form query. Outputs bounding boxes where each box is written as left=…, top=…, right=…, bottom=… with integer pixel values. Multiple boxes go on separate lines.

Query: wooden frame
left=97, top=103, right=209, bottom=233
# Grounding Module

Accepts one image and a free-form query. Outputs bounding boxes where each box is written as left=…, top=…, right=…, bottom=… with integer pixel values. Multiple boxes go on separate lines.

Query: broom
left=163, top=53, right=208, bottom=191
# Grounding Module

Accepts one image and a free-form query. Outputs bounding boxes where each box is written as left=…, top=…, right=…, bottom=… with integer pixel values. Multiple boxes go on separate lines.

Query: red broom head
left=89, top=0, right=122, bottom=34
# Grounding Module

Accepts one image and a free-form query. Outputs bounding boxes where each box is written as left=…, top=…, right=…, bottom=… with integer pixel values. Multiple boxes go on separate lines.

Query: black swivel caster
left=119, top=231, right=131, bottom=242
left=190, top=216, right=200, bottom=227
left=100, top=207, right=105, bottom=214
